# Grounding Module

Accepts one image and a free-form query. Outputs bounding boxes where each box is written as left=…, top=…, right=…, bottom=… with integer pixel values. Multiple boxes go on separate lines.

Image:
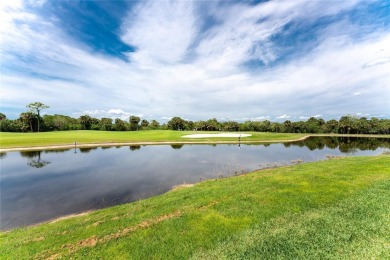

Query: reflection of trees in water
left=20, top=151, right=50, bottom=168
left=44, top=149, right=67, bottom=154
left=129, top=145, right=141, bottom=151
left=289, top=137, right=390, bottom=153
left=79, top=147, right=98, bottom=153
left=0, top=152, right=6, bottom=159
left=171, top=144, right=183, bottom=150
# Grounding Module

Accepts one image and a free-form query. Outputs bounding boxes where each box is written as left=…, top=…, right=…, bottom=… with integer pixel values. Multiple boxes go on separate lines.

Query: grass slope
left=0, top=130, right=307, bottom=149
left=1, top=155, right=389, bottom=259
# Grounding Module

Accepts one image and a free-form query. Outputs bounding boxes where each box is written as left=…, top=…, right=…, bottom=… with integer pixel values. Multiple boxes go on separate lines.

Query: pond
left=0, top=137, right=389, bottom=230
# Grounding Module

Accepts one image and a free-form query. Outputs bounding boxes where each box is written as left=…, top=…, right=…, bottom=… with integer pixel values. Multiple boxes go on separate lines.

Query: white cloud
left=250, top=116, right=271, bottom=121
left=108, top=109, right=127, bottom=115
left=122, top=0, right=196, bottom=65
left=0, top=0, right=389, bottom=121
left=299, top=115, right=323, bottom=120
left=356, top=113, right=370, bottom=116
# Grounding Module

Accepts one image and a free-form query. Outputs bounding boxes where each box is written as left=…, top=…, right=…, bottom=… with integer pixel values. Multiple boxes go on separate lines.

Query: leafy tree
left=149, top=120, right=160, bottom=129
left=357, top=117, right=370, bottom=134
left=258, top=120, right=270, bottom=132
left=100, top=118, right=113, bottom=131
left=129, top=116, right=141, bottom=131
left=20, top=112, right=36, bottom=132
left=339, top=115, right=357, bottom=134
left=270, top=122, right=282, bottom=133
left=223, top=121, right=240, bottom=131
left=79, top=115, right=93, bottom=130
left=305, top=117, right=323, bottom=133
left=284, top=120, right=292, bottom=133
left=369, top=117, right=379, bottom=134
left=141, top=119, right=149, bottom=129
left=378, top=119, right=390, bottom=134
left=27, top=102, right=49, bottom=132
left=206, top=118, right=220, bottom=131
left=0, top=119, right=22, bottom=132
left=0, top=112, right=6, bottom=121
left=195, top=120, right=207, bottom=131
left=43, top=114, right=71, bottom=131
left=114, top=118, right=127, bottom=131
left=168, top=117, right=187, bottom=130
left=325, top=119, right=339, bottom=133
left=292, top=121, right=305, bottom=133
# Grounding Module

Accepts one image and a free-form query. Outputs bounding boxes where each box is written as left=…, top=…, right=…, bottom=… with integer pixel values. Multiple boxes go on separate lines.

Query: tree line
left=0, top=102, right=389, bottom=134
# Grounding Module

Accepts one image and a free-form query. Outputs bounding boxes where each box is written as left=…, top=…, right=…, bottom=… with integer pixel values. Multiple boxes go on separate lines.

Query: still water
left=1, top=137, right=389, bottom=230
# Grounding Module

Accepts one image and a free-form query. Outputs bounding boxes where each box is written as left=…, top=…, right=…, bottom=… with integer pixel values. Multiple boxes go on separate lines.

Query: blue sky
left=1, top=0, right=389, bottom=122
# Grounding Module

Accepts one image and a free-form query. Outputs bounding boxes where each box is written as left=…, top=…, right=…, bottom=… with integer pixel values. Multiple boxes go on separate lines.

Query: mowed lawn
left=1, top=155, right=389, bottom=259
left=0, top=130, right=307, bottom=148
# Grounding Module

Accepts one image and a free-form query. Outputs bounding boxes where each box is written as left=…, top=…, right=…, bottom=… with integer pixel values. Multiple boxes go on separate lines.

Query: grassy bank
left=0, top=130, right=308, bottom=149
left=1, top=130, right=389, bottom=150
left=1, top=155, right=389, bottom=259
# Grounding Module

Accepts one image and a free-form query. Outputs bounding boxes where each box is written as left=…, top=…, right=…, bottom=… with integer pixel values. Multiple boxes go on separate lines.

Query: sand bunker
left=182, top=133, right=252, bottom=138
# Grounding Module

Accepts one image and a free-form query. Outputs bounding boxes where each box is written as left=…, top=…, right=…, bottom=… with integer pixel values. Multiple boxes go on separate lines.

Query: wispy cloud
left=0, top=0, right=389, bottom=121
left=121, top=0, right=196, bottom=65
left=277, top=115, right=291, bottom=119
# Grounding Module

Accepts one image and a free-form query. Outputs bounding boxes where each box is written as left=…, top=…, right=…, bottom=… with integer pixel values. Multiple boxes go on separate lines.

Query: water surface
left=1, top=137, right=388, bottom=230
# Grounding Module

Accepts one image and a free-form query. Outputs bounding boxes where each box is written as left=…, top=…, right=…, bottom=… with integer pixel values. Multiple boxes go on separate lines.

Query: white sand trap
left=182, top=133, right=252, bottom=138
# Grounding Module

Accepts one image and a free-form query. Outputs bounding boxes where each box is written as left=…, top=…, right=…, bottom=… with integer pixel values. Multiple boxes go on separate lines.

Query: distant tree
left=149, top=120, right=160, bottom=130
left=357, top=117, right=370, bottom=134
left=369, top=117, right=379, bottom=134
left=100, top=118, right=113, bottom=131
left=206, top=118, right=220, bottom=131
left=223, top=121, right=240, bottom=131
left=195, top=120, right=207, bottom=131
left=378, top=119, right=390, bottom=134
left=292, top=121, right=305, bottom=133
left=339, top=115, right=357, bottom=134
left=129, top=116, right=141, bottom=131
left=0, top=119, right=22, bottom=132
left=325, top=119, right=339, bottom=133
left=0, top=112, right=6, bottom=121
left=167, top=117, right=187, bottom=130
left=305, top=117, right=322, bottom=133
left=270, top=122, right=282, bottom=133
left=283, top=120, right=292, bottom=133
left=141, top=119, right=149, bottom=128
left=20, top=112, right=36, bottom=132
left=114, top=118, right=127, bottom=131
left=187, top=120, right=195, bottom=130
left=260, top=120, right=271, bottom=132
left=27, top=102, right=49, bottom=132
left=79, top=115, right=93, bottom=130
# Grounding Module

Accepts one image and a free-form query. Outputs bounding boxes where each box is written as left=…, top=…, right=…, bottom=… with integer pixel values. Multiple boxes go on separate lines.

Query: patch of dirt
left=49, top=212, right=91, bottom=224
left=47, top=210, right=182, bottom=258
left=77, top=236, right=98, bottom=247
left=91, top=221, right=104, bottom=227
left=171, top=183, right=195, bottom=191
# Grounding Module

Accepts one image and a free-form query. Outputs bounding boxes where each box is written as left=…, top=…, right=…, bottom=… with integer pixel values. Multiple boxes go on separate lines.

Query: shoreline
left=2, top=153, right=388, bottom=232
left=1, top=134, right=389, bottom=152
left=0, top=136, right=310, bottom=152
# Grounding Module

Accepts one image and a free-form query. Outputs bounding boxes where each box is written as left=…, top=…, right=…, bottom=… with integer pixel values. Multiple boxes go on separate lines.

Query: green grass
left=0, top=130, right=308, bottom=149
left=1, top=155, right=389, bottom=259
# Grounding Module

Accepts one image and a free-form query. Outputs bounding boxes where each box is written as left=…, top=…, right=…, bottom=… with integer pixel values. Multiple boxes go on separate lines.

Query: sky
left=1, top=0, right=389, bottom=122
